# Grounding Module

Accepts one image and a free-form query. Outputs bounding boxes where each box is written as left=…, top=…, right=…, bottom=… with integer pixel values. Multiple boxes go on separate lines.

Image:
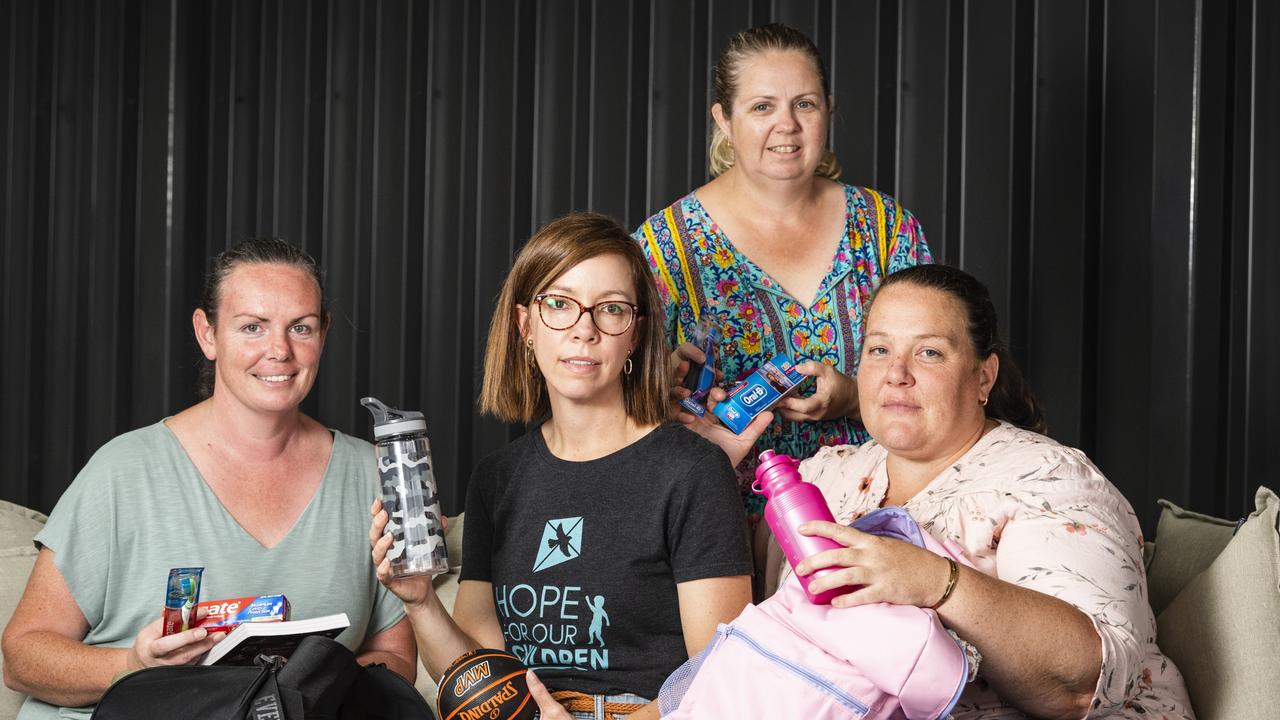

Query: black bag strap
left=247, top=655, right=299, bottom=720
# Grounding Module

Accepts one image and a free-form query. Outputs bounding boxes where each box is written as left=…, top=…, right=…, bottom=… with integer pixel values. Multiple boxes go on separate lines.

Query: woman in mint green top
left=3, top=239, right=415, bottom=719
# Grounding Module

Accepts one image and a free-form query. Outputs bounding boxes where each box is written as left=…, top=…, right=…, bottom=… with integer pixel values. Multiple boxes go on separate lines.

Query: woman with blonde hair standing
left=634, top=23, right=933, bottom=538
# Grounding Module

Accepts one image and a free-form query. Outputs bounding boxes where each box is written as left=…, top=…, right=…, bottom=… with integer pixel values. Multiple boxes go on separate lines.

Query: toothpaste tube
left=194, top=594, right=291, bottom=630
left=678, top=317, right=721, bottom=418
left=161, top=567, right=204, bottom=636
left=712, top=353, right=805, bottom=434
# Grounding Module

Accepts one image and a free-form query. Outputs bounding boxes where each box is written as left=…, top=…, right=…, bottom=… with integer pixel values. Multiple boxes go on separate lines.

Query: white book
left=198, top=612, right=350, bottom=666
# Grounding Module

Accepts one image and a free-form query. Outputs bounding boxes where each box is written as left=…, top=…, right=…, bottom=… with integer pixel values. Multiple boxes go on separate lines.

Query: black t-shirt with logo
left=459, top=422, right=752, bottom=700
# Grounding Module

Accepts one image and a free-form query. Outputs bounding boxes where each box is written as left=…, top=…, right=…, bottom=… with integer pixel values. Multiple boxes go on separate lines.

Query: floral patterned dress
left=633, top=184, right=932, bottom=524
left=789, top=422, right=1194, bottom=719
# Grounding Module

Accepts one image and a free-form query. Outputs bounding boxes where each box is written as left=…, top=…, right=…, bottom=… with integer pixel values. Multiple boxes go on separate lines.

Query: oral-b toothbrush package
left=712, top=353, right=805, bottom=434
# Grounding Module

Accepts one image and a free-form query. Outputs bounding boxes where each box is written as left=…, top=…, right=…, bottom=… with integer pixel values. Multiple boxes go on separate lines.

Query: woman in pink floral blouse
left=775, top=265, right=1193, bottom=718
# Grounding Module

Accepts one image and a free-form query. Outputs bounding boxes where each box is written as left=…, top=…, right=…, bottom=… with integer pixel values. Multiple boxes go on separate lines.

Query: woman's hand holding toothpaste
left=124, top=607, right=226, bottom=673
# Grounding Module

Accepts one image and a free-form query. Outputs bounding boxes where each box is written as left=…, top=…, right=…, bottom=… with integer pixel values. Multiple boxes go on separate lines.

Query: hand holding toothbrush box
left=677, top=317, right=721, bottom=418
left=712, top=354, right=805, bottom=434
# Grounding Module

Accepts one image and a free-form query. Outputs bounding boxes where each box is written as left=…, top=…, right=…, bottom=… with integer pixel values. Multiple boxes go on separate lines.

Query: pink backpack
left=659, top=508, right=972, bottom=719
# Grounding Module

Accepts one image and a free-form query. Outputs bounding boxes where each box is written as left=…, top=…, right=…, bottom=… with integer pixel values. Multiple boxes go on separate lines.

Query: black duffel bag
left=91, top=635, right=434, bottom=720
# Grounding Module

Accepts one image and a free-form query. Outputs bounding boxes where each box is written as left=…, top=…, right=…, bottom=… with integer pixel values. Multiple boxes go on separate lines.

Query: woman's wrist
left=402, top=585, right=445, bottom=618
left=111, top=666, right=136, bottom=685
left=122, top=643, right=145, bottom=674
left=839, top=370, right=860, bottom=421
left=929, top=556, right=959, bottom=609
left=845, top=392, right=860, bottom=422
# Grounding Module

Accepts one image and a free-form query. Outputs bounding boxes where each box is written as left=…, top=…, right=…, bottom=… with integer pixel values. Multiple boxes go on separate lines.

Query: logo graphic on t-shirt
left=585, top=595, right=609, bottom=646
left=502, top=518, right=608, bottom=671
left=533, top=517, right=582, bottom=572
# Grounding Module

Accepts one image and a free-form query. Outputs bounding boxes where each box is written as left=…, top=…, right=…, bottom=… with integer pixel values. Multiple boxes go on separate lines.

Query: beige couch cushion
left=1156, top=487, right=1280, bottom=720
left=0, top=500, right=47, bottom=719
left=1146, top=499, right=1238, bottom=615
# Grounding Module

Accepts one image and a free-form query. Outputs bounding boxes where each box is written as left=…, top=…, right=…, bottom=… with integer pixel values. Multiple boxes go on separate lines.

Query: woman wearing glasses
left=368, top=213, right=767, bottom=719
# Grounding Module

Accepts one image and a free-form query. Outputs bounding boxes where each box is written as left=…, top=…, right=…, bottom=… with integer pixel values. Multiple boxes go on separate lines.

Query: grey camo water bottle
left=361, top=397, right=449, bottom=577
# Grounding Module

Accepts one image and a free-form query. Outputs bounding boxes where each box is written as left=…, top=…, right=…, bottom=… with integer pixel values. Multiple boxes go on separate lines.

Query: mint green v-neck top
left=21, top=421, right=404, bottom=720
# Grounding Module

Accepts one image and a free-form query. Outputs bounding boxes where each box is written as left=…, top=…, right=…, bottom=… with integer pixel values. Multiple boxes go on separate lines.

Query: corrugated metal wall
left=2, top=0, right=1276, bottom=533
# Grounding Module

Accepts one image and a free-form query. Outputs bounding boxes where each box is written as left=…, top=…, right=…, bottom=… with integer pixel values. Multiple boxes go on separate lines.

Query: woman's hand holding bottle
left=368, top=498, right=437, bottom=609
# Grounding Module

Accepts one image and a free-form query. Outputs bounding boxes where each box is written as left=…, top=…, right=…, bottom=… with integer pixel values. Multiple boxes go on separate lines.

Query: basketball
left=436, top=648, right=536, bottom=720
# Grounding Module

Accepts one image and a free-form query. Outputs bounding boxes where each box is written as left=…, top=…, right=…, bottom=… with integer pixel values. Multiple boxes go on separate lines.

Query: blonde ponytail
left=708, top=124, right=735, bottom=177
left=815, top=149, right=842, bottom=181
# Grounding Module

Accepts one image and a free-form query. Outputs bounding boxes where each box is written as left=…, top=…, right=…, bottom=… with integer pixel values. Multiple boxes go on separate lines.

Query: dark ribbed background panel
left=3, top=0, right=37, bottom=509
left=2, top=0, right=1275, bottom=532
left=1025, top=0, right=1101, bottom=451
left=1241, top=0, right=1279, bottom=512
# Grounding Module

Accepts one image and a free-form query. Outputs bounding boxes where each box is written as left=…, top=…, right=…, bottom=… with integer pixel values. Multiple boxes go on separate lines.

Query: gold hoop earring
left=623, top=357, right=633, bottom=376
left=980, top=396, right=989, bottom=407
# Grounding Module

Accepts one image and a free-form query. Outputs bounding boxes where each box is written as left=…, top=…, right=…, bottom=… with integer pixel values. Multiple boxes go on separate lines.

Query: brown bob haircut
left=479, top=212, right=671, bottom=425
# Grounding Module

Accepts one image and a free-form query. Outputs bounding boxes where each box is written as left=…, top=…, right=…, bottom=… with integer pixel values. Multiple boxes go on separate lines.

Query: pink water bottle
left=754, top=450, right=854, bottom=604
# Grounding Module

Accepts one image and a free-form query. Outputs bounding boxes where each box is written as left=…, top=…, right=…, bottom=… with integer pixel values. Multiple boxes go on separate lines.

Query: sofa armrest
left=1154, top=488, right=1280, bottom=719
left=0, top=500, right=48, bottom=720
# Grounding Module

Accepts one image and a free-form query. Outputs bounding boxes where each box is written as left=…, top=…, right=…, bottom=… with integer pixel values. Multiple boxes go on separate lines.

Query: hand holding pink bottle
left=754, top=450, right=855, bottom=604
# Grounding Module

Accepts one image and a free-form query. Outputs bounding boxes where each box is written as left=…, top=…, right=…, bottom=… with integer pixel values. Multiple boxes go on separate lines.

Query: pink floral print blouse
left=791, top=422, right=1194, bottom=719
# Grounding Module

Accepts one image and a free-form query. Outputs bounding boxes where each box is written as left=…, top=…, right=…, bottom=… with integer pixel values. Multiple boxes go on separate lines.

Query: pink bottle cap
left=751, top=449, right=797, bottom=495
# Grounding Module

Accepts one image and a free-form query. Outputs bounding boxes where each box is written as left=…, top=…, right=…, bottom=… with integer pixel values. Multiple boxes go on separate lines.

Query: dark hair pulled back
left=195, top=238, right=327, bottom=399
left=875, top=264, right=1046, bottom=433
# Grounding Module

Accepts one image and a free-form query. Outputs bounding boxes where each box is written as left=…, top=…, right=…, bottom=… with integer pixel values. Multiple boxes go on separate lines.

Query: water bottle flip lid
left=753, top=449, right=798, bottom=496
left=360, top=397, right=427, bottom=439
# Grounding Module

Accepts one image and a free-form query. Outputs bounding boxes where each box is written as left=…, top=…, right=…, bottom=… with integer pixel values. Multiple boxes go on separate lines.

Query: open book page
left=199, top=612, right=350, bottom=666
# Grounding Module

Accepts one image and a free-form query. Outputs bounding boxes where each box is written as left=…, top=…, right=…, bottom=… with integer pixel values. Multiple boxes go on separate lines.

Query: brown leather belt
left=550, top=689, right=646, bottom=719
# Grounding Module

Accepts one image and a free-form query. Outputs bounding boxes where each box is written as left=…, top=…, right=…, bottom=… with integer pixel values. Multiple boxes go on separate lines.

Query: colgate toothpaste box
left=194, top=594, right=291, bottom=630
left=713, top=353, right=805, bottom=434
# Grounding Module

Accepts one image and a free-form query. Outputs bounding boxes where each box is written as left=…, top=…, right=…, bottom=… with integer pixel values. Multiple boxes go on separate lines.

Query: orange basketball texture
left=436, top=648, right=536, bottom=720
